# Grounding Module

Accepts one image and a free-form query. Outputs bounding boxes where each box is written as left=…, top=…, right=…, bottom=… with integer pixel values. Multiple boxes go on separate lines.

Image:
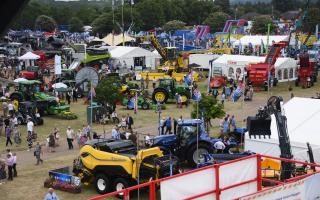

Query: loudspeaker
left=246, top=116, right=271, bottom=139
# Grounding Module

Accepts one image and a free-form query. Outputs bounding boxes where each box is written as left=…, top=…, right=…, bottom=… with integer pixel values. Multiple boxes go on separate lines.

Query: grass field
left=0, top=78, right=319, bottom=200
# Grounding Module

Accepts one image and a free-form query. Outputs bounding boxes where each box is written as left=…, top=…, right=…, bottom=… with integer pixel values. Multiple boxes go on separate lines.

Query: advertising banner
left=54, top=55, right=61, bottom=75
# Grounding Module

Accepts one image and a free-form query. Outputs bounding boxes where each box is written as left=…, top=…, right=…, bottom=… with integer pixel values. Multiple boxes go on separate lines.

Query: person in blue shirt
left=165, top=117, right=172, bottom=134
left=44, top=188, right=59, bottom=200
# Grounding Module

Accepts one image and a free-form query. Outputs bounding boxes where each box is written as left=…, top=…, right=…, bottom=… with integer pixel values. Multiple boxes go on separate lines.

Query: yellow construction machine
left=73, top=139, right=179, bottom=194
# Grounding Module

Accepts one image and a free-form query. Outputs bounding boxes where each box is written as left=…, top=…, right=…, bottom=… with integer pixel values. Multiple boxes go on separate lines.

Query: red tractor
left=295, top=52, right=318, bottom=88
left=246, top=41, right=288, bottom=90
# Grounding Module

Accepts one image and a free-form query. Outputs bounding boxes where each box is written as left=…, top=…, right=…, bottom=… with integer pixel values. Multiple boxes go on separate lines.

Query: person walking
left=221, top=92, right=226, bottom=105
left=145, top=73, right=149, bottom=89
left=34, top=142, right=43, bottom=165
left=7, top=101, right=14, bottom=116
left=13, top=125, right=21, bottom=145
left=66, top=91, right=71, bottom=105
left=159, top=117, right=165, bottom=135
left=12, top=153, right=17, bottom=177
left=27, top=119, right=34, bottom=151
left=230, top=115, right=236, bottom=131
left=72, top=87, right=78, bottom=102
left=5, top=126, right=12, bottom=147
left=140, top=77, right=144, bottom=90
left=165, top=117, right=172, bottom=134
left=2, top=101, right=8, bottom=117
left=6, top=154, right=13, bottom=181
left=66, top=127, right=74, bottom=150
left=173, top=118, right=178, bottom=135
left=152, top=77, right=156, bottom=89
left=0, top=159, right=6, bottom=184
left=48, top=132, right=55, bottom=153
left=126, top=113, right=134, bottom=130
left=44, top=188, right=60, bottom=200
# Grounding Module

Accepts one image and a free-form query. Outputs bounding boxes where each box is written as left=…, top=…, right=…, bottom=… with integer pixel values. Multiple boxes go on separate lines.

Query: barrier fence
left=89, top=154, right=320, bottom=200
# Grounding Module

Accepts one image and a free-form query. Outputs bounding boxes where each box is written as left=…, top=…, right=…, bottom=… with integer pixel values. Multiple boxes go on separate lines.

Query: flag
left=134, top=92, right=137, bottom=114
left=112, top=0, right=114, bottom=10
left=54, top=55, right=61, bottom=75
left=131, top=0, right=134, bottom=5
left=121, top=0, right=124, bottom=6
left=182, top=33, right=185, bottom=51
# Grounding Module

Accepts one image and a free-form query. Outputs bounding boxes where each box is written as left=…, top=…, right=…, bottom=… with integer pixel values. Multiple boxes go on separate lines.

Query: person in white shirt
left=11, top=115, right=18, bottom=127
left=214, top=140, right=225, bottom=153
left=8, top=101, right=14, bottom=116
left=111, top=126, right=120, bottom=140
left=27, top=119, right=34, bottom=134
left=66, top=126, right=74, bottom=150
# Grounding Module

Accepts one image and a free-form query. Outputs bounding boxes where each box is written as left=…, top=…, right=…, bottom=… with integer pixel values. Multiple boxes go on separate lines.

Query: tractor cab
left=11, top=80, right=42, bottom=102
left=19, top=66, right=40, bottom=80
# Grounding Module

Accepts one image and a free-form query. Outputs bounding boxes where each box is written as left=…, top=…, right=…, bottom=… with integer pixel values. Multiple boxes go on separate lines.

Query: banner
left=54, top=55, right=61, bottom=75
left=240, top=173, right=320, bottom=200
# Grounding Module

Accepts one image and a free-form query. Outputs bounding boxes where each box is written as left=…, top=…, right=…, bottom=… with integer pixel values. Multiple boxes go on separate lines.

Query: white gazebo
left=18, top=52, right=40, bottom=66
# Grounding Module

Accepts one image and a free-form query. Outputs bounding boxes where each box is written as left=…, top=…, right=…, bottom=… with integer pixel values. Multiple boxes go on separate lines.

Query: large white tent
left=232, top=35, right=292, bottom=53
left=245, top=97, right=320, bottom=163
left=211, top=54, right=298, bottom=82
left=109, top=46, right=161, bottom=69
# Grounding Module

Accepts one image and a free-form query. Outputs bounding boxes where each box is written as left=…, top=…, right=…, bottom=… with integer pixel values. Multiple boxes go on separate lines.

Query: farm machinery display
left=209, top=59, right=226, bottom=89
left=152, top=78, right=190, bottom=104
left=10, top=80, right=70, bottom=115
left=246, top=41, right=287, bottom=90
left=72, top=139, right=179, bottom=194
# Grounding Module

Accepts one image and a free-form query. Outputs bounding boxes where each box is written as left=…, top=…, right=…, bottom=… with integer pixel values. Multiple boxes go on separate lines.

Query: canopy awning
left=18, top=52, right=40, bottom=60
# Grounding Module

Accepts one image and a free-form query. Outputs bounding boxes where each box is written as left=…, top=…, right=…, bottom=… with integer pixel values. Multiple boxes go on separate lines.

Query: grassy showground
left=0, top=78, right=319, bottom=200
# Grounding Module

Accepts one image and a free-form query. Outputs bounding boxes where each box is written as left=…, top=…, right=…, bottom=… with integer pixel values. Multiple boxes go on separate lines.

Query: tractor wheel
left=179, top=92, right=189, bottom=103
left=95, top=174, right=111, bottom=194
left=112, top=177, right=132, bottom=198
left=187, top=143, right=213, bottom=167
left=152, top=88, right=168, bottom=104
left=141, top=102, right=149, bottom=110
left=10, top=93, right=23, bottom=102
left=17, top=117, right=23, bottom=125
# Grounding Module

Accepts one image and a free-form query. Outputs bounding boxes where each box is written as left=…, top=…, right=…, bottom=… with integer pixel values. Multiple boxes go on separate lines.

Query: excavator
left=247, top=96, right=316, bottom=182
left=139, top=35, right=199, bottom=82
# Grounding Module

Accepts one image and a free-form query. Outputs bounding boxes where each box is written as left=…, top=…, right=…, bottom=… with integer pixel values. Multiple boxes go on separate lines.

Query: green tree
left=136, top=0, right=166, bottom=29
left=95, top=78, right=123, bottom=106
left=191, top=94, right=225, bottom=131
left=214, top=0, right=231, bottom=14
left=251, top=16, right=275, bottom=34
left=76, top=6, right=101, bottom=25
left=34, top=15, right=57, bottom=32
left=203, top=12, right=231, bottom=33
left=91, top=12, right=115, bottom=36
left=69, top=17, right=84, bottom=32
left=163, top=20, right=186, bottom=32
left=301, top=8, right=320, bottom=34
left=272, top=0, right=295, bottom=13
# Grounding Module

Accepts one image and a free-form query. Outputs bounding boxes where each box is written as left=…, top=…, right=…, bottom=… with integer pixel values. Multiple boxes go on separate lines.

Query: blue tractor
left=151, top=119, right=239, bottom=167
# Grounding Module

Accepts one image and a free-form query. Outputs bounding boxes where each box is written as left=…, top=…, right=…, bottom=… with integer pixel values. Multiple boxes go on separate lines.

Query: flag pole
left=90, top=81, right=93, bottom=128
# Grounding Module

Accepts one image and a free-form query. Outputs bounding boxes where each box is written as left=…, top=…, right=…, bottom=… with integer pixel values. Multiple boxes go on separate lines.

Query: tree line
left=10, top=0, right=320, bottom=35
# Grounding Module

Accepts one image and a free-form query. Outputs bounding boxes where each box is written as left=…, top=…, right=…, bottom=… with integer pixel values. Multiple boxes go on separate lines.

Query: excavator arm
left=150, top=35, right=167, bottom=61
left=247, top=96, right=294, bottom=180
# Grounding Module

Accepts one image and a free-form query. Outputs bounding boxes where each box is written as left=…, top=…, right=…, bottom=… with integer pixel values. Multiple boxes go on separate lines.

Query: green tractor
left=10, top=80, right=70, bottom=115
left=152, top=78, right=190, bottom=104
